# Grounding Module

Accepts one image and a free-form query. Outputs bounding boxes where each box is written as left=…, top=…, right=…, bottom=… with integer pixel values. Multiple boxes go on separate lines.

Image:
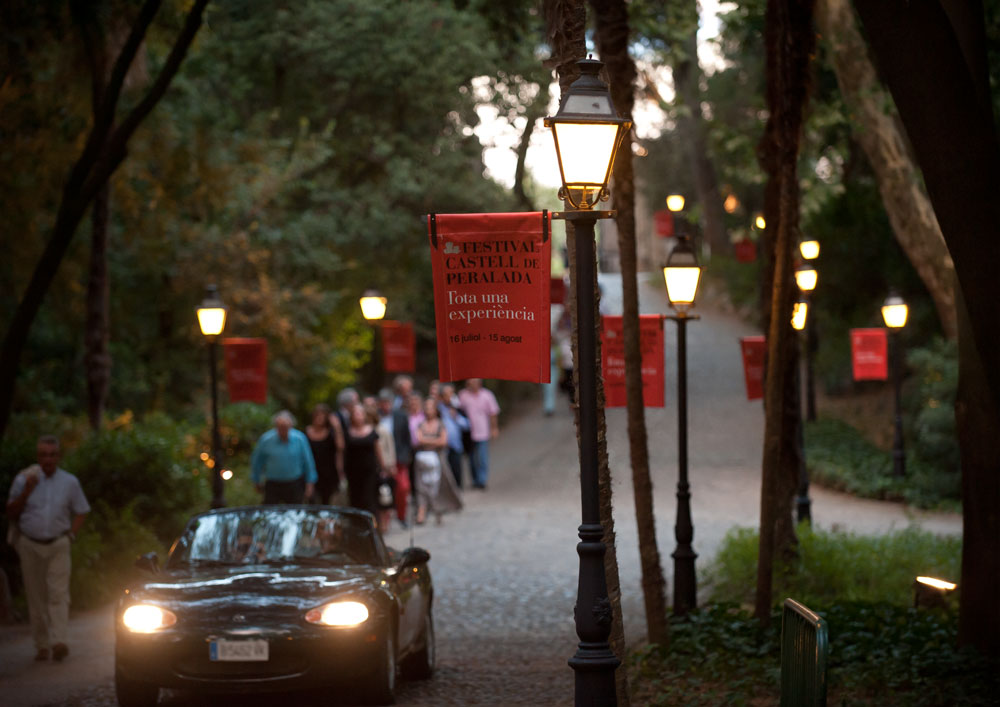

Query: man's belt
left=21, top=533, right=65, bottom=545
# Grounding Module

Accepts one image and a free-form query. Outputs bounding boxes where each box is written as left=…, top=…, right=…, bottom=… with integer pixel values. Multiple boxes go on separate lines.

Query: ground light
left=914, top=575, right=957, bottom=609
left=882, top=292, right=908, bottom=477
left=197, top=285, right=227, bottom=509
left=663, top=235, right=702, bottom=616
left=545, top=55, right=630, bottom=707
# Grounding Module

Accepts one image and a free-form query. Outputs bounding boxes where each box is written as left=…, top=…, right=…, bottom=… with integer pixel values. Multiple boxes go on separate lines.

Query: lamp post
left=196, top=285, right=227, bottom=509
left=881, top=292, right=908, bottom=477
left=791, top=294, right=811, bottom=523
left=798, top=240, right=819, bottom=421
left=662, top=235, right=702, bottom=616
left=545, top=56, right=630, bottom=707
left=360, top=289, right=387, bottom=392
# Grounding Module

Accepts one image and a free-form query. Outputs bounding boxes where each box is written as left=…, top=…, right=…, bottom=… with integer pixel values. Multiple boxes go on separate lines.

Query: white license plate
left=209, top=639, right=269, bottom=662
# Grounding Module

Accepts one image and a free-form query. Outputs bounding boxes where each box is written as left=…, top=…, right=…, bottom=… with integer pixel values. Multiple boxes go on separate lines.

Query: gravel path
left=0, top=274, right=961, bottom=706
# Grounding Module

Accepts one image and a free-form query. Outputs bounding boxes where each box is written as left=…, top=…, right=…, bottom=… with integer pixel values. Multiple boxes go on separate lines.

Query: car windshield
left=168, top=508, right=380, bottom=568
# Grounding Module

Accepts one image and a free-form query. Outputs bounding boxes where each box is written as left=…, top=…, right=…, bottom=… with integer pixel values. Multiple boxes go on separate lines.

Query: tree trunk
left=0, top=0, right=210, bottom=444
left=674, top=28, right=729, bottom=255
left=853, top=0, right=1000, bottom=657
left=816, top=0, right=957, bottom=338
left=754, top=0, right=816, bottom=624
left=85, top=183, right=111, bottom=430
left=590, top=0, right=668, bottom=647
left=546, top=1, right=630, bottom=700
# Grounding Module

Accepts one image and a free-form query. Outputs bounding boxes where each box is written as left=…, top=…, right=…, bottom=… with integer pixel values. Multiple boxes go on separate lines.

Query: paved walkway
left=0, top=273, right=961, bottom=706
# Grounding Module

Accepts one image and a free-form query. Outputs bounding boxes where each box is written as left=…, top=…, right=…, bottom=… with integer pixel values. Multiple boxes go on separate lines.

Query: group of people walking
left=250, top=376, right=501, bottom=531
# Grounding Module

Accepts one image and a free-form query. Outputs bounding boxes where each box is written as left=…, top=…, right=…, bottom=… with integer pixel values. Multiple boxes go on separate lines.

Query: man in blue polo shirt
left=6, top=435, right=90, bottom=662
left=251, top=411, right=317, bottom=504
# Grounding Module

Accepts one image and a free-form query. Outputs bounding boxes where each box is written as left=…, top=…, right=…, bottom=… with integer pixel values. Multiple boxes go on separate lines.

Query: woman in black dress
left=343, top=402, right=384, bottom=517
left=305, top=403, right=343, bottom=504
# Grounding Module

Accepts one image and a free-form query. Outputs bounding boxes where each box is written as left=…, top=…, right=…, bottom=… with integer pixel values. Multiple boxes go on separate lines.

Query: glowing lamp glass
left=881, top=295, right=908, bottom=328
left=552, top=122, right=620, bottom=187
left=795, top=266, right=817, bottom=292
left=305, top=601, right=369, bottom=627
left=123, top=604, right=177, bottom=633
left=664, top=267, right=701, bottom=307
left=791, top=301, right=809, bottom=331
left=197, top=307, right=226, bottom=337
left=754, top=214, right=766, bottom=230
left=800, top=239, right=820, bottom=260
left=723, top=194, right=739, bottom=214
left=221, top=469, right=233, bottom=480
left=666, top=194, right=686, bottom=212
left=663, top=237, right=701, bottom=310
left=916, top=576, right=956, bottom=591
left=359, top=293, right=387, bottom=321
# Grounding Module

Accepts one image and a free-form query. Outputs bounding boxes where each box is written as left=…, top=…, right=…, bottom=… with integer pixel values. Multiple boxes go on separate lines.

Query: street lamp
left=662, top=235, right=702, bottom=616
left=359, top=290, right=387, bottom=322
left=795, top=258, right=819, bottom=423
left=360, top=290, right=387, bottom=393
left=790, top=295, right=812, bottom=524
left=881, top=292, right=908, bottom=477
left=197, top=284, right=227, bottom=509
left=545, top=55, right=630, bottom=707
left=799, top=238, right=820, bottom=261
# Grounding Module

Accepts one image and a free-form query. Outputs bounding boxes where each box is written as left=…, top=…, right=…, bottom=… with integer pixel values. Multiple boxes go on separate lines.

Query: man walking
left=377, top=389, right=412, bottom=526
left=458, top=379, right=500, bottom=489
left=251, top=411, right=317, bottom=503
left=6, top=435, right=90, bottom=662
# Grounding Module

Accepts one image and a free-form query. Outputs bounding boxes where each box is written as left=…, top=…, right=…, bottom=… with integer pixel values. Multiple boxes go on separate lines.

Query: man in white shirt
left=6, top=435, right=90, bottom=662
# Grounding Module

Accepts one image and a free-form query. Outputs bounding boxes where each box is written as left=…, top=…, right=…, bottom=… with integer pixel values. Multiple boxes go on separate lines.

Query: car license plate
left=209, top=639, right=269, bottom=662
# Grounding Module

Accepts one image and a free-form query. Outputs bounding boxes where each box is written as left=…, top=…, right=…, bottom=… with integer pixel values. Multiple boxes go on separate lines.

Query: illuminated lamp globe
left=666, top=194, right=686, bottom=212
left=197, top=285, right=227, bottom=337
left=663, top=236, right=702, bottom=312
left=544, top=57, right=632, bottom=211
left=795, top=264, right=818, bottom=292
left=881, top=292, right=908, bottom=329
left=359, top=290, right=388, bottom=321
left=800, top=239, right=820, bottom=260
left=791, top=299, right=809, bottom=331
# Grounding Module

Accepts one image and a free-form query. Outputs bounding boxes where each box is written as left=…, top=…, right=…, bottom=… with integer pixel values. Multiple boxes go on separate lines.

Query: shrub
left=704, top=525, right=961, bottom=608
left=66, top=417, right=206, bottom=541
left=905, top=338, right=960, bottom=473
left=804, top=417, right=960, bottom=509
left=628, top=602, right=999, bottom=706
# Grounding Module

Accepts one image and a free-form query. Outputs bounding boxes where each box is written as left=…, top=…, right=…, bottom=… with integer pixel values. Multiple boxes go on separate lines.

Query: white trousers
left=16, top=535, right=71, bottom=650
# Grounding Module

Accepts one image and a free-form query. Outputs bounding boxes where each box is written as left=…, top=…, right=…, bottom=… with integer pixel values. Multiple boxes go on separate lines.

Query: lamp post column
left=208, top=338, right=225, bottom=508
left=890, top=332, right=906, bottom=477
left=566, top=212, right=619, bottom=707
left=669, top=312, right=697, bottom=615
left=795, top=346, right=811, bottom=524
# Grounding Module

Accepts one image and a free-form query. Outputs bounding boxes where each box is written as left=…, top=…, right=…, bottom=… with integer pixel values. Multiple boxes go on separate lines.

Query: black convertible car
left=114, top=505, right=434, bottom=706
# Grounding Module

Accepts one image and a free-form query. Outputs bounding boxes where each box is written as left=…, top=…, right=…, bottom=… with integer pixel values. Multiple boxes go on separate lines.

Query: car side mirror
left=396, top=547, right=430, bottom=571
left=134, top=552, right=160, bottom=574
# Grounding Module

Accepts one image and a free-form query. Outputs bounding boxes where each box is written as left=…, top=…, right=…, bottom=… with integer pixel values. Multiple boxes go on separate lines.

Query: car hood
left=125, top=564, right=390, bottom=615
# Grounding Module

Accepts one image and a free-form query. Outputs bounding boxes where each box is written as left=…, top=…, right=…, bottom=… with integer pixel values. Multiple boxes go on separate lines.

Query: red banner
left=734, top=239, right=757, bottom=263
left=223, top=338, right=268, bottom=404
left=601, top=315, right=665, bottom=408
left=654, top=210, right=674, bottom=237
left=382, top=321, right=416, bottom=373
left=740, top=336, right=766, bottom=401
left=851, top=328, right=889, bottom=381
left=429, top=212, right=551, bottom=383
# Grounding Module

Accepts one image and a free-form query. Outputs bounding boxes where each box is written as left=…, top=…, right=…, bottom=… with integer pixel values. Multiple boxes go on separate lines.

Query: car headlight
left=304, top=600, right=369, bottom=627
left=122, top=604, right=177, bottom=633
